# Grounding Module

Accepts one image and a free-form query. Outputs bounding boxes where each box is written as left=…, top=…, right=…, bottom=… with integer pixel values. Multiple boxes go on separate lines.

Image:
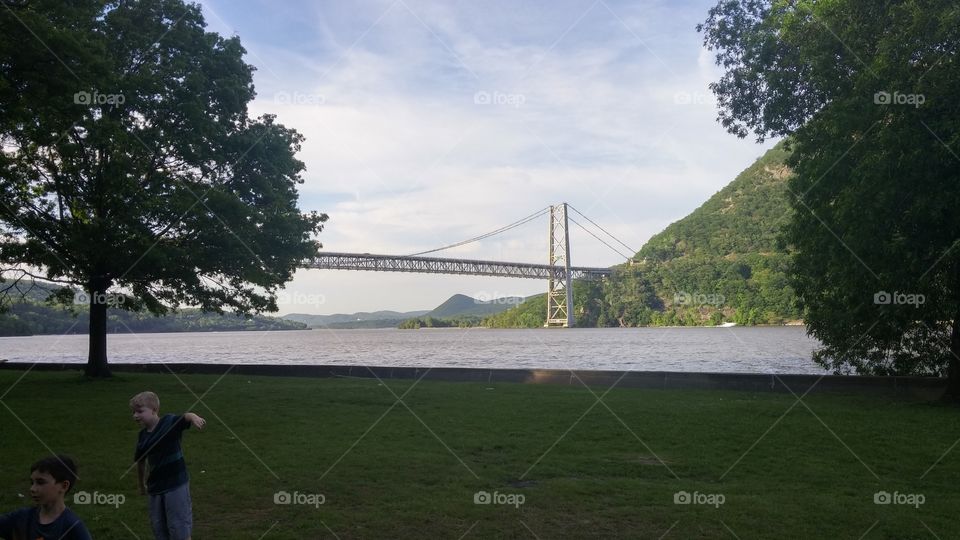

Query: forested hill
left=0, top=280, right=307, bottom=336
left=485, top=142, right=801, bottom=327
left=638, top=141, right=792, bottom=262
left=624, top=140, right=799, bottom=325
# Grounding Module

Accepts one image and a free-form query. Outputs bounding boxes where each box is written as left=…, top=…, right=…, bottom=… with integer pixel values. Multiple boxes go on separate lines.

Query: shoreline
left=0, top=323, right=811, bottom=337
left=0, top=362, right=943, bottom=399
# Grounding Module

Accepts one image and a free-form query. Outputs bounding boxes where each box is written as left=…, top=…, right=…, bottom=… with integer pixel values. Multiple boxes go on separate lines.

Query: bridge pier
left=545, top=203, right=574, bottom=328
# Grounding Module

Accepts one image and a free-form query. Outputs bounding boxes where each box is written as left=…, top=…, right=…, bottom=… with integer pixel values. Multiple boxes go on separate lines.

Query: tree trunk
left=945, top=317, right=960, bottom=402
left=84, top=276, right=112, bottom=378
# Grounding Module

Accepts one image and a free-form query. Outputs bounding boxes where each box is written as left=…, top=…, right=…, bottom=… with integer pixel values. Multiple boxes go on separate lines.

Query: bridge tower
left=545, top=203, right=574, bottom=327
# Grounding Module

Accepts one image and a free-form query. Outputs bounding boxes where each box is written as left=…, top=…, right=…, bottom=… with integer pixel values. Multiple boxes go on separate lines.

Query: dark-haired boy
left=0, top=455, right=92, bottom=540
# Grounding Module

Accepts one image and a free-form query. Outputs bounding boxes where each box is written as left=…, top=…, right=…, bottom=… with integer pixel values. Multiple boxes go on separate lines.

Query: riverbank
left=0, top=362, right=946, bottom=399
left=0, top=370, right=956, bottom=538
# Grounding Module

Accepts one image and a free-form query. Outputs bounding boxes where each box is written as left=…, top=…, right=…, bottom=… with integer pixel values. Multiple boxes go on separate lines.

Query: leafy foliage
left=484, top=294, right=548, bottom=328
left=622, top=141, right=799, bottom=326
left=483, top=281, right=603, bottom=328
left=699, top=0, right=960, bottom=392
left=397, top=316, right=484, bottom=329
left=0, top=0, right=326, bottom=374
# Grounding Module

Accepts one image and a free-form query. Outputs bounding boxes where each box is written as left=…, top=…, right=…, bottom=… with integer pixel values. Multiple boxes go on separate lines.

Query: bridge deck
left=305, top=252, right=612, bottom=280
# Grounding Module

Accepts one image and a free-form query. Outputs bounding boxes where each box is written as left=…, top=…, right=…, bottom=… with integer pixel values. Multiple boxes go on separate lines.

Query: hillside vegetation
left=486, top=142, right=800, bottom=327
left=0, top=281, right=306, bottom=336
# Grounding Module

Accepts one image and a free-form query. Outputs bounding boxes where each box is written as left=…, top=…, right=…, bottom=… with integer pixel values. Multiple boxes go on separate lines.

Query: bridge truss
left=306, top=203, right=634, bottom=328
left=305, top=251, right=611, bottom=281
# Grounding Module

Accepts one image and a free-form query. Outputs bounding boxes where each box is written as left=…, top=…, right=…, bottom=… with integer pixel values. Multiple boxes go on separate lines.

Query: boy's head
left=30, top=455, right=78, bottom=505
left=130, top=391, right=160, bottom=427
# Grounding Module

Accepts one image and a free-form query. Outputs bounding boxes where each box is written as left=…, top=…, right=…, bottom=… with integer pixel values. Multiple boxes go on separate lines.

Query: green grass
left=0, top=369, right=958, bottom=539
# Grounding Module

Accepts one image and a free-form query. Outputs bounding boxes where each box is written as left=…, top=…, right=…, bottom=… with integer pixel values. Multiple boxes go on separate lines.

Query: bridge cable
left=406, top=206, right=551, bottom=257
left=568, top=217, right=632, bottom=260
left=567, top=204, right=637, bottom=255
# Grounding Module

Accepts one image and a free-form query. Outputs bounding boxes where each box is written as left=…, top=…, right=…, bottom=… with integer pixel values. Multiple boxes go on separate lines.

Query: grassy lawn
left=0, top=369, right=957, bottom=539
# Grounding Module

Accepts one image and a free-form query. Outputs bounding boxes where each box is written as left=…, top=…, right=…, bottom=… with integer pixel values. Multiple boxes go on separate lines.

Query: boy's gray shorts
left=149, top=482, right=193, bottom=540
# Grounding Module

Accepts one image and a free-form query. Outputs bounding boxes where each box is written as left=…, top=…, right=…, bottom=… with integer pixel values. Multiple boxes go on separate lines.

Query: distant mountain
left=282, top=310, right=429, bottom=328
left=322, top=319, right=414, bottom=329
left=285, top=294, right=526, bottom=329
left=395, top=294, right=527, bottom=329
left=425, top=294, right=525, bottom=318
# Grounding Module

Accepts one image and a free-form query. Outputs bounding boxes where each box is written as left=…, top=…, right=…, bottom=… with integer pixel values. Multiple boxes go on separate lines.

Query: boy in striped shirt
left=131, top=391, right=206, bottom=540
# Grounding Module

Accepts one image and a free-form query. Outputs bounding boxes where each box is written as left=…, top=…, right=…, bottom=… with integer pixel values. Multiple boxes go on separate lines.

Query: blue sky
left=195, top=0, right=777, bottom=315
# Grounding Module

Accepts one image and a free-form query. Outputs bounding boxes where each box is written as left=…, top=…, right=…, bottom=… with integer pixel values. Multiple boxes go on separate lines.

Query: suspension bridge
left=305, top=203, right=635, bottom=327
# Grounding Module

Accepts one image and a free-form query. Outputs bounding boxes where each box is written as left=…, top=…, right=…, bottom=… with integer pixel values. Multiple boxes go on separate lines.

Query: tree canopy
left=699, top=0, right=960, bottom=396
left=0, top=0, right=326, bottom=375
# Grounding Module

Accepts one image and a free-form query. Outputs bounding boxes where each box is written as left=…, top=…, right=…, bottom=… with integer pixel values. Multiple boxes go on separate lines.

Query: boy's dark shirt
left=135, top=413, right=191, bottom=494
left=0, top=506, right=92, bottom=540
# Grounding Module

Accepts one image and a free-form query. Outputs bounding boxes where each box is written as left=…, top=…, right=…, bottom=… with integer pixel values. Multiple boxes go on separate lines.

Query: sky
left=194, top=0, right=778, bottom=316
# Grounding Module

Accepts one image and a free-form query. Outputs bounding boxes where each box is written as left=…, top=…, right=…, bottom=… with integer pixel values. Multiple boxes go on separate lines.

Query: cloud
left=198, top=0, right=775, bottom=314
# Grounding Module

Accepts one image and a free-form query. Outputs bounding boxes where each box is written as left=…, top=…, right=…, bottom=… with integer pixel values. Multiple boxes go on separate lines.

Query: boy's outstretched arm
left=136, top=461, right=146, bottom=495
left=183, top=412, right=207, bottom=430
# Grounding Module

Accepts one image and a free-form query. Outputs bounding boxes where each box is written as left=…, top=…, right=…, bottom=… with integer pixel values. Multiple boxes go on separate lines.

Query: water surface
left=0, top=326, right=825, bottom=374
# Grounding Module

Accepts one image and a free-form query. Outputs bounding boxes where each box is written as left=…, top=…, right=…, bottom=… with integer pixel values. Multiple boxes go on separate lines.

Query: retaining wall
left=0, top=362, right=946, bottom=399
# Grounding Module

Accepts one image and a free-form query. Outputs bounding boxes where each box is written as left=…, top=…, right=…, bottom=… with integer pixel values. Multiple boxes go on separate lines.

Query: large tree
left=699, top=0, right=960, bottom=397
left=0, top=0, right=326, bottom=376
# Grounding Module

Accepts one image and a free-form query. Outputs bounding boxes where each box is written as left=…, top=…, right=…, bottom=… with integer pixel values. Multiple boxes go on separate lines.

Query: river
left=0, top=326, right=827, bottom=374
